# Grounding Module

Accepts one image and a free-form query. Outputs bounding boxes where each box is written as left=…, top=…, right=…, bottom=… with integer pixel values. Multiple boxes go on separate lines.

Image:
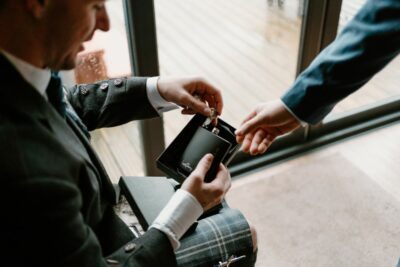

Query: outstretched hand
left=157, top=76, right=223, bottom=117
left=235, top=100, right=301, bottom=155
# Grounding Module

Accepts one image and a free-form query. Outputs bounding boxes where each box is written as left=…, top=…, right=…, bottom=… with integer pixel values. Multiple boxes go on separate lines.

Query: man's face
left=42, top=0, right=110, bottom=70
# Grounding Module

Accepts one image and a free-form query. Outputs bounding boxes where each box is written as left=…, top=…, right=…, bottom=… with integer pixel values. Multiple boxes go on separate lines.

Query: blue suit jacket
left=282, top=0, right=400, bottom=124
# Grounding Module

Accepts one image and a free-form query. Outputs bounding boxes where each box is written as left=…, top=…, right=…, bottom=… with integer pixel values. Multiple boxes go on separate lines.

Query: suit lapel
left=66, top=115, right=116, bottom=203
left=0, top=54, right=115, bottom=202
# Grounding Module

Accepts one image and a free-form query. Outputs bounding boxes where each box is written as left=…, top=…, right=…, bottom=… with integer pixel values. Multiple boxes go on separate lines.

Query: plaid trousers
left=116, top=198, right=256, bottom=266
left=176, top=206, right=256, bottom=267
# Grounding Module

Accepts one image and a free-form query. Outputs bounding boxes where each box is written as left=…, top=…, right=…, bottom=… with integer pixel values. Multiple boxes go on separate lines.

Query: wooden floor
left=228, top=121, right=400, bottom=266
left=156, top=0, right=303, bottom=142
left=91, top=0, right=400, bottom=180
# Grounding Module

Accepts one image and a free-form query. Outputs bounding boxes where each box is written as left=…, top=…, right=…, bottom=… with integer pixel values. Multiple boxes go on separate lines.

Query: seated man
left=0, top=0, right=257, bottom=266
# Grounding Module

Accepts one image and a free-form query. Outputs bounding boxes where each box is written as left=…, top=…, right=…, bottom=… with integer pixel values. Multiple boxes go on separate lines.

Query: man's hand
left=181, top=154, right=231, bottom=211
left=157, top=76, right=223, bottom=117
left=235, top=100, right=301, bottom=155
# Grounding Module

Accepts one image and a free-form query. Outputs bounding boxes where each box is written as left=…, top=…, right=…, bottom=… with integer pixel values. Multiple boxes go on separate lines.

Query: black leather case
left=119, top=115, right=238, bottom=232
left=119, top=176, right=198, bottom=234
left=118, top=176, right=176, bottom=230
left=157, top=114, right=239, bottom=183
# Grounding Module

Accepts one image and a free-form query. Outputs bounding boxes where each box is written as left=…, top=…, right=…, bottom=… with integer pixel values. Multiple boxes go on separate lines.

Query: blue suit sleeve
left=281, top=0, right=400, bottom=124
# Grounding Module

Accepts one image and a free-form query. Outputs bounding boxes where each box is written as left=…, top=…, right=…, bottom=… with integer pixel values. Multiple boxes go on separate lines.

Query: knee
left=248, top=223, right=258, bottom=252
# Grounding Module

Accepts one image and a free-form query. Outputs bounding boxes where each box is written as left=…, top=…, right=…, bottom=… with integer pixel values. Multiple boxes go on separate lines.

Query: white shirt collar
left=1, top=50, right=51, bottom=97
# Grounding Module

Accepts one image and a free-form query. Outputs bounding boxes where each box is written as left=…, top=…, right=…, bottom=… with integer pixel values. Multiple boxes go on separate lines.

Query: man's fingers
left=250, top=129, right=267, bottom=155
left=241, top=132, right=254, bottom=153
left=235, top=111, right=257, bottom=139
left=182, top=93, right=211, bottom=116
left=181, top=108, right=196, bottom=115
left=236, top=134, right=245, bottom=144
left=239, top=111, right=257, bottom=127
left=216, top=98, right=223, bottom=116
left=203, top=94, right=223, bottom=116
left=218, top=164, right=231, bottom=191
left=257, top=141, right=268, bottom=154
left=197, top=80, right=224, bottom=115
left=236, top=114, right=263, bottom=136
left=192, top=154, right=214, bottom=177
left=206, top=164, right=230, bottom=194
left=257, top=136, right=272, bottom=154
left=187, top=78, right=223, bottom=115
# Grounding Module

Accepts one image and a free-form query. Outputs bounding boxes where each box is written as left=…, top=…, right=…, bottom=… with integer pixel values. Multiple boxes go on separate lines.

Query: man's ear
left=25, top=0, right=49, bottom=19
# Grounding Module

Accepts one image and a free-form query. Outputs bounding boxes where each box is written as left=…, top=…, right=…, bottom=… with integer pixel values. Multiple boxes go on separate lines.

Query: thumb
left=192, top=154, right=214, bottom=177
left=209, top=164, right=229, bottom=187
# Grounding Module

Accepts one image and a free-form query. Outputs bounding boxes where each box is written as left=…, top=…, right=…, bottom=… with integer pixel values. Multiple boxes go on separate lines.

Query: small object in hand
left=202, top=108, right=218, bottom=129
left=211, top=127, right=220, bottom=135
left=210, top=107, right=218, bottom=125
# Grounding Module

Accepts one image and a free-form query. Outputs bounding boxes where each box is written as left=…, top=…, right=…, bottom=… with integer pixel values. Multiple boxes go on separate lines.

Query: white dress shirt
left=2, top=50, right=51, bottom=98
left=1, top=50, right=203, bottom=250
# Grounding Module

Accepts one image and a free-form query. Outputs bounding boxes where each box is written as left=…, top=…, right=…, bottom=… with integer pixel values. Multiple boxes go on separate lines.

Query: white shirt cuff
left=280, top=99, right=308, bottom=127
left=149, top=189, right=203, bottom=250
left=146, top=77, right=179, bottom=113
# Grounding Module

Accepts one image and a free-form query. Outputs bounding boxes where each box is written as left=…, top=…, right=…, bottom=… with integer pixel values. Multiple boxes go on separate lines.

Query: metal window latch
left=217, top=255, right=246, bottom=267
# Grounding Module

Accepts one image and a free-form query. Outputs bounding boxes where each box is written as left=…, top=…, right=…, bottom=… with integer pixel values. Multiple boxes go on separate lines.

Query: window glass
left=71, top=0, right=145, bottom=181
left=154, top=0, right=305, bottom=143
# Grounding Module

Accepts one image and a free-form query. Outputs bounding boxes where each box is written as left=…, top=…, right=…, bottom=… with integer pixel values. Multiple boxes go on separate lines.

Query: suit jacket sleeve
left=66, top=77, right=160, bottom=131
left=281, top=0, right=400, bottom=124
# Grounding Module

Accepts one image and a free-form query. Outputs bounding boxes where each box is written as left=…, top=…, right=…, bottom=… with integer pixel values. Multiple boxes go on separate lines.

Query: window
left=154, top=0, right=305, bottom=144
left=69, top=0, right=145, bottom=181
left=327, top=0, right=400, bottom=117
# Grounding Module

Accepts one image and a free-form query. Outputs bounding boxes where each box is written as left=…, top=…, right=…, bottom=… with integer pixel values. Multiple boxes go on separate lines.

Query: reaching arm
left=282, top=0, right=400, bottom=124
left=236, top=0, right=400, bottom=154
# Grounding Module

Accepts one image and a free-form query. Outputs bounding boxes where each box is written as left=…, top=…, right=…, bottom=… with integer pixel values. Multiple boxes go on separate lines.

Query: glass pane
left=154, top=0, right=304, bottom=144
left=326, top=0, right=400, bottom=117
left=63, top=0, right=145, bottom=181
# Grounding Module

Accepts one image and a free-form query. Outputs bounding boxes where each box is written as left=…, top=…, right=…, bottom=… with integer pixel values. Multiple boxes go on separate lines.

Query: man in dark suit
left=0, top=0, right=256, bottom=266
left=235, top=0, right=400, bottom=154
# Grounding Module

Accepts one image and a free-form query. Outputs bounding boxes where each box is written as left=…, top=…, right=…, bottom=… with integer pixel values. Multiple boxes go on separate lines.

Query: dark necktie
left=46, top=72, right=66, bottom=118
left=46, top=72, right=91, bottom=138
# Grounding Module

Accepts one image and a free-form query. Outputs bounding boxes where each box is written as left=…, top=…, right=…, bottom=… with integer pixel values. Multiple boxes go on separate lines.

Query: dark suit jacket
left=0, top=55, right=177, bottom=267
left=282, top=0, right=400, bottom=124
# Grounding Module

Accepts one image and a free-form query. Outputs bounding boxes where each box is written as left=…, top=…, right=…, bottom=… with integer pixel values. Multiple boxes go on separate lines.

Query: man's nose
left=96, top=7, right=110, bottom=32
